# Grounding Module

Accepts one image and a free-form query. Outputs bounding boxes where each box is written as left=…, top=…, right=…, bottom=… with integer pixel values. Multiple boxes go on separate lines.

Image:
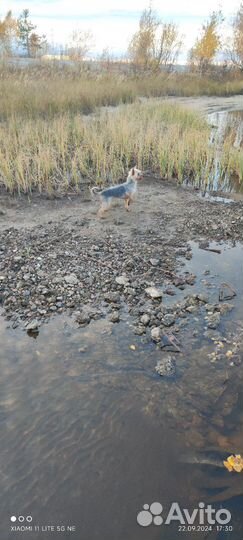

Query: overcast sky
left=0, top=0, right=240, bottom=57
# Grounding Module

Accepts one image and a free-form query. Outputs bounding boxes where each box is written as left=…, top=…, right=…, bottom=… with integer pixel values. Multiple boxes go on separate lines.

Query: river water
left=1, top=241, right=243, bottom=539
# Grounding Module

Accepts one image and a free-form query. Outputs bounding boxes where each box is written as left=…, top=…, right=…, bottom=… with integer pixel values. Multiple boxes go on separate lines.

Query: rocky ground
left=0, top=177, right=243, bottom=343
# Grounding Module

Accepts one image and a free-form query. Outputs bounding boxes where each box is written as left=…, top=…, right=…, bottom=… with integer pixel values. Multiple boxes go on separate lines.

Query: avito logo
left=137, top=502, right=231, bottom=527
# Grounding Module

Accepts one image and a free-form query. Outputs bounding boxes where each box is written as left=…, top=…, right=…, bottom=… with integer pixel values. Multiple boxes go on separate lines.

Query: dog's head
left=128, top=167, right=143, bottom=181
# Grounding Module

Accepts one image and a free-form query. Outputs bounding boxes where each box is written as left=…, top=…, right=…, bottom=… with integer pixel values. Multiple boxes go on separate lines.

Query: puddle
left=198, top=192, right=237, bottom=204
left=206, top=110, right=243, bottom=196
left=184, top=109, right=243, bottom=201
left=181, top=240, right=243, bottom=317
left=208, top=110, right=243, bottom=146
left=1, top=243, right=243, bottom=539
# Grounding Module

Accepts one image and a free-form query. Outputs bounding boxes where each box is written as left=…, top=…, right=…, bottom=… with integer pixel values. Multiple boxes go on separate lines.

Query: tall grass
left=0, top=78, right=136, bottom=119
left=0, top=63, right=243, bottom=120
left=0, top=100, right=236, bottom=194
left=0, top=62, right=242, bottom=194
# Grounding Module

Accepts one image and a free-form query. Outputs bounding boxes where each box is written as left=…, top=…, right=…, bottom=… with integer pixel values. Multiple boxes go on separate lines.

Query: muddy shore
left=166, top=94, right=243, bottom=115
left=1, top=176, right=243, bottom=338
left=1, top=94, right=243, bottom=337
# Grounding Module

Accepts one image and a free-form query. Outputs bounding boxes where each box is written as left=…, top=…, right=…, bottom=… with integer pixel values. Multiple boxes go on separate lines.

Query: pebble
left=149, top=258, right=160, bottom=266
left=196, top=293, right=209, bottom=303
left=151, top=327, right=161, bottom=342
left=162, top=314, right=176, bottom=327
left=64, top=274, right=78, bottom=285
left=206, top=312, right=221, bottom=329
left=164, top=288, right=176, bottom=296
left=25, top=319, right=39, bottom=331
left=104, top=292, right=121, bottom=303
left=155, top=355, right=176, bottom=377
left=186, top=305, right=198, bottom=314
left=140, top=314, right=150, bottom=326
left=75, top=312, right=91, bottom=325
left=109, top=311, right=120, bottom=323
left=145, top=286, right=163, bottom=299
left=134, top=325, right=146, bottom=335
left=219, top=303, right=234, bottom=315
left=115, top=275, right=130, bottom=286
left=0, top=217, right=239, bottom=348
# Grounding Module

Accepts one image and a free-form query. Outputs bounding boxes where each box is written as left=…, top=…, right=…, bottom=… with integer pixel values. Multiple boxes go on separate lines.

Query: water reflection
left=184, top=110, right=243, bottom=197
left=206, top=110, right=243, bottom=194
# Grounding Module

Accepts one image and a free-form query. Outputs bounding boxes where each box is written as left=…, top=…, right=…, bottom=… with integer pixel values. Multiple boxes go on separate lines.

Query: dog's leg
left=124, top=196, right=131, bottom=212
left=97, top=206, right=105, bottom=218
left=98, top=198, right=111, bottom=218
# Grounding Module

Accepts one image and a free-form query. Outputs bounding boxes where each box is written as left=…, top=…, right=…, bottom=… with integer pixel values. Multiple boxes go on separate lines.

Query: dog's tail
left=90, top=186, right=103, bottom=197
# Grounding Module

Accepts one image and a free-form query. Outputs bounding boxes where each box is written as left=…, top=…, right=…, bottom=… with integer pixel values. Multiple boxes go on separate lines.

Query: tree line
left=0, top=4, right=243, bottom=73
left=129, top=5, right=243, bottom=74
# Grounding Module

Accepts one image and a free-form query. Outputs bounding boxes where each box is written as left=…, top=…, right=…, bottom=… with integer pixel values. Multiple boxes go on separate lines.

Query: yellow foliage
left=128, top=6, right=182, bottom=71
left=223, top=454, right=243, bottom=472
left=189, top=11, right=222, bottom=73
left=0, top=11, right=18, bottom=56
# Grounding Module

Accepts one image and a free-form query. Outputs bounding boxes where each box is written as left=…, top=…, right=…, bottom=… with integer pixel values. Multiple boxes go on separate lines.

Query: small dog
left=90, top=167, right=143, bottom=218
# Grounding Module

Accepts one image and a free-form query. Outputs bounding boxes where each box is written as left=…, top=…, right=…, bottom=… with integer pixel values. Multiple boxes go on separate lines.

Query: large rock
left=26, top=319, right=39, bottom=332
left=75, top=311, right=90, bottom=325
left=145, top=287, right=163, bottom=299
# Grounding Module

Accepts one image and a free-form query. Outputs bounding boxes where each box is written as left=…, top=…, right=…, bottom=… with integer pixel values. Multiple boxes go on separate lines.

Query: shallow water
left=184, top=110, right=243, bottom=198
left=206, top=110, right=243, bottom=195
left=1, top=242, right=243, bottom=539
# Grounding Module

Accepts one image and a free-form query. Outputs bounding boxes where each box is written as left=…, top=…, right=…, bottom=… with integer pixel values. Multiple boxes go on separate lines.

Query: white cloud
left=32, top=17, right=138, bottom=54
left=1, top=0, right=240, bottom=18
left=0, top=0, right=239, bottom=54
left=154, top=0, right=239, bottom=18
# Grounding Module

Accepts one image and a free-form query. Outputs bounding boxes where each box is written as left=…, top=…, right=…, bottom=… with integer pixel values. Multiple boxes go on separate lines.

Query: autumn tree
left=188, top=11, right=223, bottom=74
left=29, top=32, right=48, bottom=57
left=0, top=10, right=18, bottom=57
left=17, top=9, right=47, bottom=57
left=227, top=3, right=243, bottom=70
left=128, top=6, right=182, bottom=72
left=67, top=29, right=93, bottom=61
left=18, top=9, right=36, bottom=56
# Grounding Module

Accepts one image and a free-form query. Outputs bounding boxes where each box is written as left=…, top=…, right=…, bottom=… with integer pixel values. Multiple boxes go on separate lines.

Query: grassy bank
left=0, top=61, right=242, bottom=194
left=0, top=77, right=136, bottom=119
left=1, top=100, right=242, bottom=194
left=0, top=63, right=243, bottom=120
